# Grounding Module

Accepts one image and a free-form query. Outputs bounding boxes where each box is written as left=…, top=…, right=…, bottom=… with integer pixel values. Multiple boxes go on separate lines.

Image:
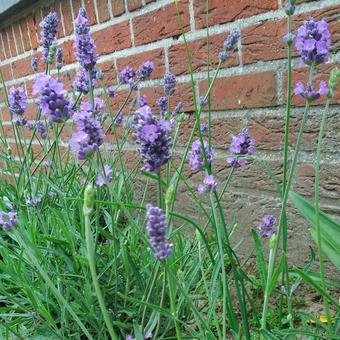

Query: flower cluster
left=74, top=8, right=97, bottom=72
left=188, top=139, right=215, bottom=172
left=31, top=56, right=38, bottom=71
left=33, top=74, right=71, bottom=123
left=137, top=61, right=154, bottom=81
left=96, top=165, right=113, bottom=187
left=295, top=18, right=331, bottom=65
left=285, top=1, right=296, bottom=16
left=70, top=107, right=105, bottom=160
left=39, top=12, right=58, bottom=62
left=198, top=175, right=217, bottom=194
left=133, top=105, right=172, bottom=173
left=293, top=80, right=329, bottom=101
left=56, top=48, right=63, bottom=70
left=0, top=211, right=18, bottom=230
left=8, top=86, right=27, bottom=125
left=227, top=128, right=255, bottom=168
left=146, top=204, right=172, bottom=260
left=257, top=215, right=277, bottom=238
left=119, top=62, right=154, bottom=90
left=219, top=29, right=240, bottom=61
left=27, top=120, right=48, bottom=140
left=164, top=72, right=176, bottom=96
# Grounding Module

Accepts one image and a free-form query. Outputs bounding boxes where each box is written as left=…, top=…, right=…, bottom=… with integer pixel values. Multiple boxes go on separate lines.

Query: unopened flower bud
left=83, top=185, right=95, bottom=216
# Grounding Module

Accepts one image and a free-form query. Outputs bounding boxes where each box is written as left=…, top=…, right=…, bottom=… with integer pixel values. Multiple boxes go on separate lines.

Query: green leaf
left=251, top=229, right=267, bottom=290
left=289, top=191, right=340, bottom=269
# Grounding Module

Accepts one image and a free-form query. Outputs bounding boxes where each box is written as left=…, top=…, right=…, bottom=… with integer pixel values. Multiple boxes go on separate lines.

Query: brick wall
left=0, top=0, right=339, bottom=264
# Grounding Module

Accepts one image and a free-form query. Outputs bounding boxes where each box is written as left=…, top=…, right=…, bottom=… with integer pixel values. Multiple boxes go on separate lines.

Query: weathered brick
left=0, top=32, right=5, bottom=60
left=0, top=64, right=12, bottom=81
left=72, top=0, right=82, bottom=18
left=108, top=89, right=136, bottom=114
left=295, top=163, right=340, bottom=200
left=111, top=0, right=125, bottom=16
left=13, top=24, right=24, bottom=55
left=93, top=21, right=131, bottom=55
left=199, top=71, right=277, bottom=110
left=243, top=5, right=340, bottom=65
left=60, top=40, right=76, bottom=65
left=142, top=82, right=195, bottom=113
left=177, top=116, right=241, bottom=148
left=169, top=33, right=238, bottom=76
left=193, top=0, right=278, bottom=29
left=128, top=0, right=143, bottom=12
left=133, top=1, right=190, bottom=46
left=27, top=14, right=39, bottom=49
left=99, top=60, right=117, bottom=86
left=61, top=0, right=74, bottom=35
left=83, top=0, right=97, bottom=25
left=97, top=0, right=111, bottom=23
left=19, top=19, right=31, bottom=51
left=6, top=27, right=17, bottom=57
left=11, top=57, right=32, bottom=78
left=117, top=48, right=165, bottom=80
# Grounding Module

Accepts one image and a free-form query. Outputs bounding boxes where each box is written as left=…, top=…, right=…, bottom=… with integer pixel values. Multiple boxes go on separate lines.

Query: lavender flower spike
left=74, top=8, right=97, bottom=72
left=32, top=74, right=71, bottom=123
left=257, top=215, right=277, bottom=238
left=188, top=139, right=215, bottom=172
left=0, top=211, right=18, bottom=230
left=164, top=72, right=176, bottom=96
left=137, top=60, right=154, bottom=81
left=224, top=29, right=240, bottom=51
left=39, top=12, right=58, bottom=62
left=96, top=165, right=113, bottom=187
left=198, top=175, right=217, bottom=194
left=8, top=86, right=27, bottom=116
left=31, top=56, right=38, bottom=71
left=295, top=18, right=331, bottom=65
left=293, top=80, right=329, bottom=101
left=146, top=204, right=172, bottom=260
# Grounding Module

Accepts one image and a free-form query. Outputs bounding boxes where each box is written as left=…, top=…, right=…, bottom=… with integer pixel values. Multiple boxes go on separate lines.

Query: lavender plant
left=0, top=4, right=339, bottom=340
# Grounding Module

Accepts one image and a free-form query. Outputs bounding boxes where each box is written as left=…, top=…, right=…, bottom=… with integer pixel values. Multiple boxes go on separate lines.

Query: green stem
left=84, top=206, right=118, bottom=340
left=314, top=99, right=332, bottom=334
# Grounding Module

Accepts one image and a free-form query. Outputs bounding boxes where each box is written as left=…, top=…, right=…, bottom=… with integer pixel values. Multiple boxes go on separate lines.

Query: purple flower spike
left=201, top=123, right=209, bottom=136
left=224, top=29, right=240, bottom=51
left=219, top=51, right=229, bottom=61
left=285, top=2, right=295, bottom=16
left=137, top=60, right=154, bottom=81
left=70, top=110, right=104, bottom=160
left=39, top=12, right=58, bottom=62
left=119, top=66, right=136, bottom=85
left=293, top=80, right=329, bottom=101
left=156, top=96, right=168, bottom=114
left=198, top=174, right=217, bottom=194
left=295, top=18, right=331, bottom=65
left=133, top=105, right=172, bottom=173
left=74, top=8, right=97, bottom=71
left=8, top=86, right=27, bottom=116
left=139, top=94, right=148, bottom=107
left=33, top=74, right=71, bottom=123
left=164, top=72, right=176, bottom=96
left=31, top=56, right=38, bottom=71
left=108, top=86, right=115, bottom=98
left=257, top=215, right=277, bottom=238
left=96, top=165, right=113, bottom=187
left=146, top=204, right=172, bottom=260
left=188, top=139, right=215, bottom=172
left=56, top=48, right=63, bottom=70
left=0, top=211, right=18, bottom=230
left=227, top=128, right=255, bottom=168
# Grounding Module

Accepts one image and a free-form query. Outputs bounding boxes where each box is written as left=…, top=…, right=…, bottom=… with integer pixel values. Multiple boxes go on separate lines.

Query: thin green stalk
left=280, top=12, right=293, bottom=327
left=83, top=187, right=118, bottom=340
left=314, top=99, right=332, bottom=333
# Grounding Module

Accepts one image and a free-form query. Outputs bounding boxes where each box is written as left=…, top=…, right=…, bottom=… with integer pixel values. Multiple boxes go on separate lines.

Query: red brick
left=243, top=5, right=340, bottom=65
left=112, top=0, right=125, bottom=17
left=72, top=0, right=82, bottom=18
left=11, top=57, right=32, bottom=78
left=6, top=27, right=17, bottom=57
left=283, top=63, right=340, bottom=106
left=0, top=32, right=5, bottom=60
left=133, top=1, right=190, bottom=46
left=295, top=163, right=340, bottom=200
left=200, top=71, right=277, bottom=110
left=117, top=48, right=165, bottom=80
left=93, top=21, right=131, bottom=55
left=27, top=14, right=39, bottom=49
left=99, top=60, right=117, bottom=86
left=19, top=19, right=31, bottom=52
left=108, top=89, right=135, bottom=114
left=0, top=64, right=12, bottom=81
left=60, top=40, right=76, bottom=65
left=193, top=0, right=278, bottom=29
left=142, top=82, right=195, bottom=113
left=61, top=0, right=74, bottom=35
left=177, top=116, right=241, bottom=148
left=97, top=0, right=111, bottom=23
left=169, top=33, right=238, bottom=76
left=1, top=30, right=10, bottom=59
left=13, top=24, right=24, bottom=55
left=83, top=0, right=97, bottom=25
left=128, top=0, right=143, bottom=12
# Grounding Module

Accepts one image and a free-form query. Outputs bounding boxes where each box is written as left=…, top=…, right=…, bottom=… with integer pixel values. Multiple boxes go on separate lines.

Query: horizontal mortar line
left=0, top=0, right=337, bottom=68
